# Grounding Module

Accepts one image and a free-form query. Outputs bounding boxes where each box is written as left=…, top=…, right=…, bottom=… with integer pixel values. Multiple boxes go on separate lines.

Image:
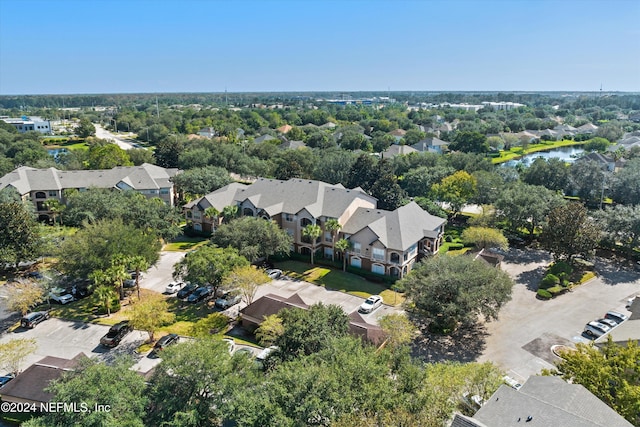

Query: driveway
left=477, top=249, right=640, bottom=383
left=139, top=251, right=186, bottom=294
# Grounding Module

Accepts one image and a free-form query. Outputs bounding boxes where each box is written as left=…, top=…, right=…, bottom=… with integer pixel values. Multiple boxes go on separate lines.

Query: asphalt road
left=94, top=124, right=139, bottom=150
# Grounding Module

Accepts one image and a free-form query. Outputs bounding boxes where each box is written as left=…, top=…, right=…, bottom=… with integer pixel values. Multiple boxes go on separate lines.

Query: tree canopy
left=210, top=216, right=292, bottom=262
left=57, top=219, right=161, bottom=279
left=0, top=201, right=40, bottom=267
left=171, top=165, right=233, bottom=197
left=541, top=202, right=601, bottom=261
left=401, top=255, right=514, bottom=332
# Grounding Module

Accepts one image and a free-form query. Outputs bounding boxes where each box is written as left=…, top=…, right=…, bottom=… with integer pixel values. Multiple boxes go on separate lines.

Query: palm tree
left=204, top=207, right=220, bottom=231
left=302, top=224, right=322, bottom=265
left=128, top=255, right=149, bottom=300
left=107, top=257, right=130, bottom=300
left=325, top=219, right=341, bottom=262
left=335, top=238, right=351, bottom=272
left=94, top=285, right=117, bottom=316
left=221, top=205, right=238, bottom=223
left=43, top=199, right=64, bottom=226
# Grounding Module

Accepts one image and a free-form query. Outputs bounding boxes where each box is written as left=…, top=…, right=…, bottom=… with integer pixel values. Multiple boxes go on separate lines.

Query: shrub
left=540, top=274, right=560, bottom=290
left=445, top=235, right=453, bottom=243
left=547, top=286, right=565, bottom=295
left=573, top=258, right=595, bottom=270
left=549, top=261, right=573, bottom=276
left=537, top=289, right=552, bottom=299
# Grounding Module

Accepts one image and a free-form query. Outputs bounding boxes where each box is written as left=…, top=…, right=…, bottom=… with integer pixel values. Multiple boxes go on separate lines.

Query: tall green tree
left=610, top=158, right=640, bottom=205
left=211, top=216, right=292, bottom=262
left=370, top=159, right=406, bottom=210
left=87, top=143, right=133, bottom=169
left=57, top=219, right=161, bottom=279
left=129, top=294, right=175, bottom=342
left=173, top=244, right=249, bottom=297
left=521, top=157, right=570, bottom=192
left=595, top=204, right=640, bottom=255
left=6, top=281, right=45, bottom=315
left=495, top=182, right=565, bottom=237
left=541, top=202, right=601, bottom=262
left=171, top=166, right=233, bottom=197
left=324, top=218, right=341, bottom=261
left=461, top=227, right=509, bottom=251
left=0, top=201, right=40, bottom=268
left=401, top=255, right=514, bottom=332
left=431, top=171, right=477, bottom=216
left=146, top=338, right=257, bottom=426
left=0, top=338, right=37, bottom=376
left=449, top=131, right=489, bottom=153
left=75, top=118, right=96, bottom=138
left=545, top=338, right=640, bottom=426
left=335, top=238, right=351, bottom=271
left=274, top=303, right=350, bottom=362
left=23, top=358, right=147, bottom=427
left=567, top=160, right=606, bottom=205
left=302, top=224, right=322, bottom=265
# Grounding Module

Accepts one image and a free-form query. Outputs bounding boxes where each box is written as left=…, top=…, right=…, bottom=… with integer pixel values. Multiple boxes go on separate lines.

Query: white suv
left=584, top=321, right=611, bottom=338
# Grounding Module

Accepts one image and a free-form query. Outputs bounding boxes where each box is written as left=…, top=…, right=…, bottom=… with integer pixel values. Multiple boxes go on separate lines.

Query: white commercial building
left=1, top=116, right=52, bottom=134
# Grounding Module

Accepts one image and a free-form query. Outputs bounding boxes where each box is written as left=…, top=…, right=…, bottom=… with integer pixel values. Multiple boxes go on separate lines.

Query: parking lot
left=0, top=317, right=160, bottom=374
left=478, top=249, right=640, bottom=383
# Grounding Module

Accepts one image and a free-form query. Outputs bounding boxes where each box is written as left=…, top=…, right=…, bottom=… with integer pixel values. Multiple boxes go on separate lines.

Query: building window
left=48, top=191, right=57, bottom=197
left=243, top=208, right=254, bottom=216
left=324, top=232, right=332, bottom=242
left=286, top=229, right=294, bottom=236
left=371, top=264, right=385, bottom=275
left=186, top=211, right=192, bottom=219
left=407, top=243, right=417, bottom=257
left=300, top=218, right=312, bottom=227
left=192, top=211, right=201, bottom=220
left=390, top=253, right=400, bottom=264
left=36, top=201, right=46, bottom=211
left=160, top=188, right=169, bottom=194
left=372, top=248, right=385, bottom=261
left=352, top=242, right=361, bottom=254
left=285, top=213, right=293, bottom=222
left=35, top=192, right=46, bottom=199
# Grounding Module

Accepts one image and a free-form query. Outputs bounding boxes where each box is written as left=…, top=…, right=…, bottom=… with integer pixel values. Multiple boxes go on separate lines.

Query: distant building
left=1, top=116, right=52, bottom=134
left=197, top=127, right=217, bottom=138
left=0, top=163, right=181, bottom=221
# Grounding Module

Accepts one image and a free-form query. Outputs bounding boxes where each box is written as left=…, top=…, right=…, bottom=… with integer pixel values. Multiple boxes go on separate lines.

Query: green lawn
left=163, top=236, right=209, bottom=251
left=492, top=140, right=584, bottom=164
left=274, top=260, right=404, bottom=306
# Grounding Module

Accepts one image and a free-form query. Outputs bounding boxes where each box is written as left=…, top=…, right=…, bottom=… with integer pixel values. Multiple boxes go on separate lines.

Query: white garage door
left=371, top=264, right=385, bottom=275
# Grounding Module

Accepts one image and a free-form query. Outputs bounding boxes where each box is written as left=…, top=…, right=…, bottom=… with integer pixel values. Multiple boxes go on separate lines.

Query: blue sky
left=1, top=0, right=639, bottom=94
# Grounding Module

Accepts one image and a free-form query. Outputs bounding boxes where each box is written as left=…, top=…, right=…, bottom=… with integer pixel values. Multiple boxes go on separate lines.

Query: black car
left=150, top=333, right=179, bottom=356
left=100, top=321, right=133, bottom=347
left=177, top=283, right=198, bottom=299
left=187, top=286, right=213, bottom=303
left=0, top=374, right=14, bottom=389
left=20, top=311, right=50, bottom=329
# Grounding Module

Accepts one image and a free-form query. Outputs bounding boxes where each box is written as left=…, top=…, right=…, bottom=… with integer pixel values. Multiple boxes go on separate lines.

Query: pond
left=502, top=146, right=585, bottom=167
left=47, top=148, right=68, bottom=158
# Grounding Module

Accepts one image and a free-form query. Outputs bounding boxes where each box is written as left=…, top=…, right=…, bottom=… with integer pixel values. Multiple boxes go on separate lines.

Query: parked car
left=584, top=321, right=611, bottom=338
left=48, top=287, right=74, bottom=304
left=177, top=283, right=198, bottom=299
left=165, top=281, right=184, bottom=294
left=215, top=292, right=242, bottom=309
left=187, top=286, right=213, bottom=303
left=100, top=321, right=133, bottom=348
left=596, top=318, right=618, bottom=329
left=124, top=271, right=141, bottom=288
left=359, top=295, right=383, bottom=313
left=255, top=345, right=279, bottom=369
left=21, top=311, right=50, bottom=329
left=604, top=311, right=628, bottom=324
left=502, top=376, right=522, bottom=390
left=151, top=333, right=179, bottom=355
left=0, top=374, right=14, bottom=389
left=223, top=338, right=235, bottom=354
left=265, top=268, right=282, bottom=279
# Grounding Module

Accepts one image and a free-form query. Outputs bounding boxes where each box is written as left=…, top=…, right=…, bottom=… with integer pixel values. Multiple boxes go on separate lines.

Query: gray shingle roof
left=412, top=137, right=448, bottom=152
left=186, top=178, right=375, bottom=219
left=343, top=202, right=446, bottom=251
left=381, top=145, right=418, bottom=158
left=473, top=376, right=632, bottom=427
left=0, top=164, right=179, bottom=194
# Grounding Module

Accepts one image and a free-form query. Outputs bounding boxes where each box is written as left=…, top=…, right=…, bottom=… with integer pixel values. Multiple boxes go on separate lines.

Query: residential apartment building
left=0, top=163, right=180, bottom=222
left=185, top=178, right=446, bottom=278
left=1, top=116, right=52, bottom=134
